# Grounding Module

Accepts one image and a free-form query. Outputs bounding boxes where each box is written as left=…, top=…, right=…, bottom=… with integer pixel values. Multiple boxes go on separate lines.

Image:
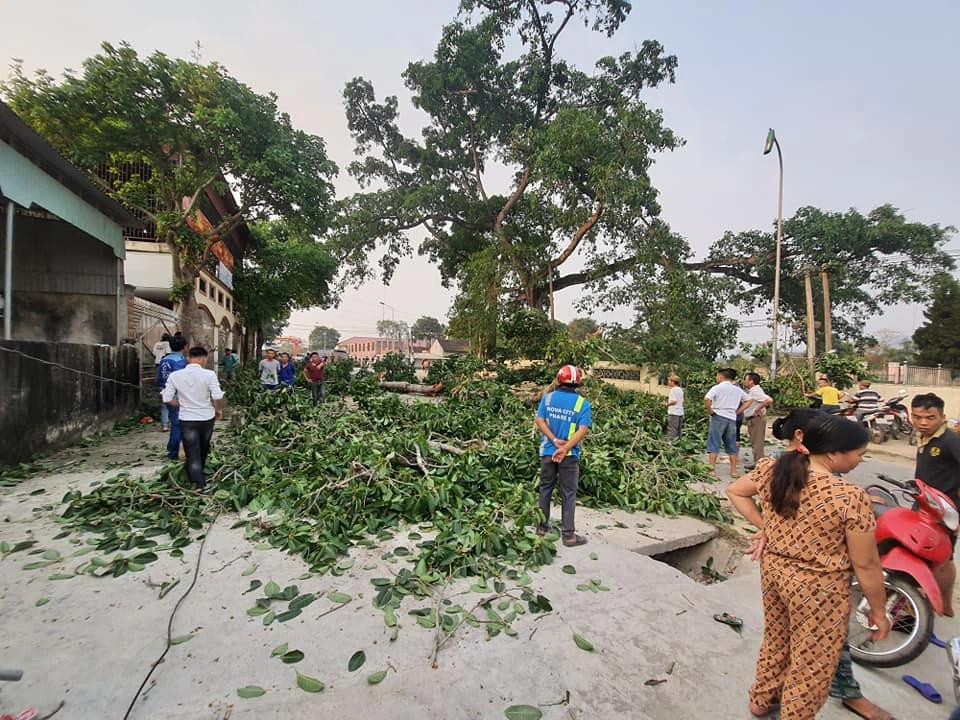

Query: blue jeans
left=707, top=415, right=738, bottom=455
left=950, top=706, right=960, bottom=720
left=159, top=395, right=169, bottom=427
left=166, top=406, right=181, bottom=459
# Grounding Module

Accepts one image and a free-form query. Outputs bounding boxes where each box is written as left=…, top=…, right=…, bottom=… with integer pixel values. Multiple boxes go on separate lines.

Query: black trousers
left=538, top=456, right=579, bottom=538
left=180, top=418, right=215, bottom=488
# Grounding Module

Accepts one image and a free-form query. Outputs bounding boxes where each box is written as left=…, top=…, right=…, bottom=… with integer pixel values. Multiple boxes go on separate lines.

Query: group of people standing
left=539, top=364, right=960, bottom=719
left=258, top=348, right=327, bottom=404
left=665, top=368, right=773, bottom=476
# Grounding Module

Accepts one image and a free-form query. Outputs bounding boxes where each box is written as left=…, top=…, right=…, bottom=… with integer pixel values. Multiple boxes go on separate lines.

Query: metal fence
left=881, top=362, right=959, bottom=387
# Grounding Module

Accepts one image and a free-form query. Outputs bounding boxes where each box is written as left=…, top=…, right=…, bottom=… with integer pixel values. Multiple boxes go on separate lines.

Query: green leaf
left=504, top=705, right=543, bottom=720
left=48, top=573, right=74, bottom=581
left=384, top=607, right=397, bottom=627
left=22, top=560, right=55, bottom=570
left=262, top=610, right=276, bottom=626
left=275, top=608, right=302, bottom=623
left=281, top=650, right=304, bottom=664
left=35, top=597, right=49, bottom=607
left=170, top=634, right=193, bottom=645
left=0, top=541, right=9, bottom=554
left=367, top=670, right=387, bottom=685
left=561, top=564, right=576, bottom=575
left=236, top=686, right=266, bottom=699
left=296, top=671, right=325, bottom=693
left=242, top=579, right=263, bottom=594
left=242, top=564, right=258, bottom=576
left=348, top=650, right=366, bottom=672
left=42, top=549, right=61, bottom=561
left=246, top=606, right=269, bottom=617
left=132, top=552, right=158, bottom=564
left=264, top=580, right=281, bottom=599
left=573, top=633, right=594, bottom=652
left=289, top=593, right=316, bottom=611
left=326, top=591, right=352, bottom=605
left=590, top=552, right=598, bottom=561
left=271, top=642, right=289, bottom=657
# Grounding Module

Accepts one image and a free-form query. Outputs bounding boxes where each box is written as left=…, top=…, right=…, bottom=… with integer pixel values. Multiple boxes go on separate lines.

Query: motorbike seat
left=866, top=485, right=899, bottom=519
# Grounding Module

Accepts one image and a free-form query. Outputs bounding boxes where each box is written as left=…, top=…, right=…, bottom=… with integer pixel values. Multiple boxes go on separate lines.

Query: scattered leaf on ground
left=242, top=564, right=258, bottom=576
left=170, top=634, right=193, bottom=645
left=296, top=671, right=325, bottom=693
left=271, top=643, right=288, bottom=657
left=504, top=705, right=543, bottom=720
left=281, top=650, right=304, bottom=664
left=367, top=670, right=387, bottom=685
left=573, top=633, right=594, bottom=651
left=561, top=564, right=576, bottom=575
left=326, top=591, right=352, bottom=604
left=236, top=686, right=266, bottom=699
left=348, top=650, right=366, bottom=672
left=35, top=597, right=49, bottom=607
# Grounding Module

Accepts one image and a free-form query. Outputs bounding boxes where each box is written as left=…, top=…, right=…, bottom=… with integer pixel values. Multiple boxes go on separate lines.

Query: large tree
left=334, top=0, right=680, bottom=315
left=1, top=43, right=338, bottom=342
left=695, top=205, right=955, bottom=346
left=913, top=273, right=960, bottom=370
left=308, top=325, right=341, bottom=349
left=376, top=319, right=410, bottom=342
left=411, top=316, right=445, bottom=341
left=567, top=317, right=599, bottom=341
left=233, top=221, right=337, bottom=358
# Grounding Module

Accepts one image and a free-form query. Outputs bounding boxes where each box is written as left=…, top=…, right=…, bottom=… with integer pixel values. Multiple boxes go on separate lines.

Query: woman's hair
left=771, top=408, right=820, bottom=441
left=771, top=414, right=869, bottom=518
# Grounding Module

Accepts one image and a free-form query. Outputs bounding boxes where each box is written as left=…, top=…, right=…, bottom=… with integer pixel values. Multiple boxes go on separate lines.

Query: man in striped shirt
left=846, top=380, right=883, bottom=420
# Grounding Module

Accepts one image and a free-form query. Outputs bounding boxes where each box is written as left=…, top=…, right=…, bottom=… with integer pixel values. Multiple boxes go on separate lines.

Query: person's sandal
left=562, top=534, right=587, bottom=547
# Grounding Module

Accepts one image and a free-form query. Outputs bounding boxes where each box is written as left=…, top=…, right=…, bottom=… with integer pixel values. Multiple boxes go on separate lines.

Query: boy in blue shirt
left=156, top=336, right=187, bottom=460
left=535, top=365, right=592, bottom=547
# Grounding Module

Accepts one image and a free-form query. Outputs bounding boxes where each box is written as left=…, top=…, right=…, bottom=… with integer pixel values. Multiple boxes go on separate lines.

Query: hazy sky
left=5, top=1, right=959, bottom=345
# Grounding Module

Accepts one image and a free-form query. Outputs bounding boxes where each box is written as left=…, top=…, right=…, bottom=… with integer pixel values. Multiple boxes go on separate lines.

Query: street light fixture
left=763, top=128, right=784, bottom=378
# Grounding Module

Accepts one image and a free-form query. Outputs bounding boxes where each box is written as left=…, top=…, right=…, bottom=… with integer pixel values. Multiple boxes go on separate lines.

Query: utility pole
left=820, top=268, right=833, bottom=353
left=763, top=129, right=784, bottom=378
left=804, top=268, right=816, bottom=370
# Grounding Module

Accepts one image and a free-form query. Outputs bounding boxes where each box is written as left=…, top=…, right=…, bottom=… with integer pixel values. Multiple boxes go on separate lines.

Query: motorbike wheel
left=870, top=425, right=885, bottom=445
left=849, top=574, right=934, bottom=668
left=890, top=419, right=902, bottom=441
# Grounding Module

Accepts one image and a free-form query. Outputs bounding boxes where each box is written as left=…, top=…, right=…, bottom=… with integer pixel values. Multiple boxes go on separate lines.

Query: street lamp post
left=763, top=128, right=784, bottom=379
left=379, top=301, right=409, bottom=359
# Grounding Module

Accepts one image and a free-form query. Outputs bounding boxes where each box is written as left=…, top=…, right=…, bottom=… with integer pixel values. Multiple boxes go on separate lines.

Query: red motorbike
left=849, top=474, right=959, bottom=666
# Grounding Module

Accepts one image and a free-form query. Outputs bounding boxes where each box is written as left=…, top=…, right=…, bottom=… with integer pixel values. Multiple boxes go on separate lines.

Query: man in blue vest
left=156, top=336, right=187, bottom=460
left=535, top=365, right=592, bottom=547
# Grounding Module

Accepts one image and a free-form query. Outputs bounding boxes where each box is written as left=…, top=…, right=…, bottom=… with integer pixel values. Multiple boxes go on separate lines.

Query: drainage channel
left=650, top=532, right=748, bottom=585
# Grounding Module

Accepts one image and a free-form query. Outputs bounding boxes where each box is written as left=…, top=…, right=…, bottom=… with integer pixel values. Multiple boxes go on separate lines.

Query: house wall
left=3, top=213, right=121, bottom=345
left=0, top=339, right=139, bottom=464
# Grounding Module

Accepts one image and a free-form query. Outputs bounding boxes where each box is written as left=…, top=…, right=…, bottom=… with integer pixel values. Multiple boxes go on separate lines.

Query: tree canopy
left=567, top=317, right=599, bottom=342
left=1, top=42, right=338, bottom=342
left=411, top=316, right=445, bottom=341
left=913, top=273, right=960, bottom=370
left=308, top=325, right=341, bottom=349
left=232, top=221, right=337, bottom=355
left=334, top=0, right=680, bottom=316
left=377, top=319, right=410, bottom=342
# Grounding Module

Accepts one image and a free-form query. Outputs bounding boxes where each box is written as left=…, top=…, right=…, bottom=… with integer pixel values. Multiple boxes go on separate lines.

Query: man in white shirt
left=704, top=368, right=748, bottom=477
left=739, top=372, right=773, bottom=469
left=665, top=374, right=684, bottom=439
left=162, top=346, right=226, bottom=491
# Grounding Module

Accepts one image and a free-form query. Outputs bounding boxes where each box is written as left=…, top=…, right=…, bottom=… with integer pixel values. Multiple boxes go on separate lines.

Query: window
left=199, top=279, right=207, bottom=294
left=218, top=290, right=224, bottom=305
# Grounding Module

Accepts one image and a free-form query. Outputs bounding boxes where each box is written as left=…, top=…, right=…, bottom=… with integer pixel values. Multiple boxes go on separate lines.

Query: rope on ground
left=121, top=503, right=222, bottom=720
left=0, top=344, right=142, bottom=390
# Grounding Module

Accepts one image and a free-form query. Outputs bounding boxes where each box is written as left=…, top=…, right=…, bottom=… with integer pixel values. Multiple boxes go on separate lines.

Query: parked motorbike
left=839, top=404, right=891, bottom=444
left=849, top=474, right=959, bottom=667
left=881, top=392, right=916, bottom=444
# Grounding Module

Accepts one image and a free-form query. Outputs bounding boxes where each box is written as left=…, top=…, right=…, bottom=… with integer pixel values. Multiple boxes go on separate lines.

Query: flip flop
left=901, top=675, right=942, bottom=703
left=713, top=612, right=743, bottom=630
left=930, top=633, right=947, bottom=648
left=841, top=698, right=896, bottom=720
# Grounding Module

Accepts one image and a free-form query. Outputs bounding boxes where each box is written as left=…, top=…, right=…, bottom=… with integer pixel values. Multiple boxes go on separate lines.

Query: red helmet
left=556, top=365, right=585, bottom=386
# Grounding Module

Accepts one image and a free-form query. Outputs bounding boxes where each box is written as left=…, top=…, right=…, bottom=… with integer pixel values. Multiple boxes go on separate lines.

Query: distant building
left=0, top=100, right=140, bottom=344
left=430, top=338, right=470, bottom=357
left=340, top=335, right=431, bottom=364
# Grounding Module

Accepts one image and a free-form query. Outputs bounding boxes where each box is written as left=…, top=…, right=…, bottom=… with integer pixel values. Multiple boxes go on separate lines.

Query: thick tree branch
left=549, top=199, right=604, bottom=271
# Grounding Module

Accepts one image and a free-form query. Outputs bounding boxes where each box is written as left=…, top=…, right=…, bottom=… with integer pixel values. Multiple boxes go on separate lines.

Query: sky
left=5, top=0, right=959, bottom=347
